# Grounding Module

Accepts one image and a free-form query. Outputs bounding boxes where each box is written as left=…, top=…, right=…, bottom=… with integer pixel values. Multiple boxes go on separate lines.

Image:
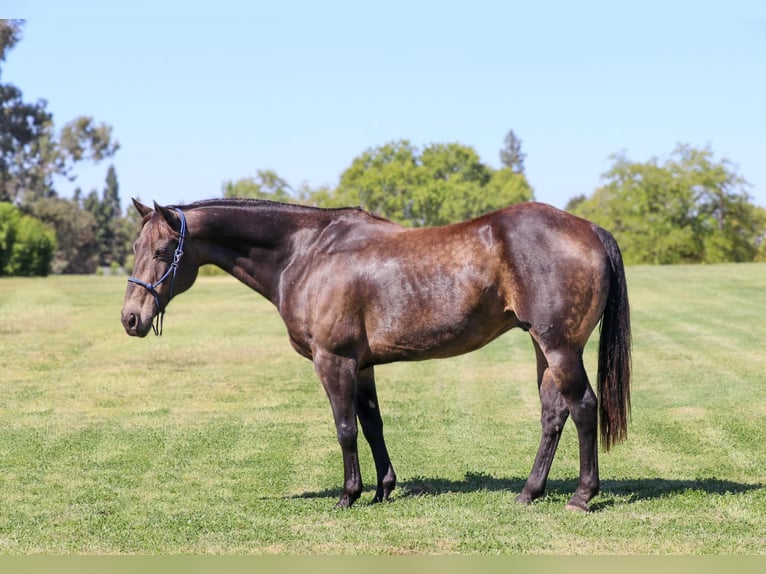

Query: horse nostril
left=127, top=313, right=138, bottom=330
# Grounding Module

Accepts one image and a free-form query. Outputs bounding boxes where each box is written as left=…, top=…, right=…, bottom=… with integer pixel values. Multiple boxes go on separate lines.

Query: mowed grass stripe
left=1, top=265, right=765, bottom=553
left=624, top=265, right=766, bottom=484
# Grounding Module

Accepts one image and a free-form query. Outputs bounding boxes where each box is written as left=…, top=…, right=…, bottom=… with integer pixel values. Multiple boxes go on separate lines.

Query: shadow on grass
left=290, top=471, right=763, bottom=509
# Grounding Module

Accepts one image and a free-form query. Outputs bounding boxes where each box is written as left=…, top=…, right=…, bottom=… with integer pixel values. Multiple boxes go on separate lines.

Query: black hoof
left=515, top=493, right=534, bottom=505
left=334, top=493, right=357, bottom=509
left=565, top=497, right=590, bottom=512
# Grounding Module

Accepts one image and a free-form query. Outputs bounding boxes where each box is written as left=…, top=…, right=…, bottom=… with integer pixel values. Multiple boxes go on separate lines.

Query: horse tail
left=594, top=226, right=632, bottom=451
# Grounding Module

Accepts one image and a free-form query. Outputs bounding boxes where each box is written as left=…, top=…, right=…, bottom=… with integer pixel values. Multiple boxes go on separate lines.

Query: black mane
left=177, top=197, right=364, bottom=215
left=174, top=197, right=396, bottom=224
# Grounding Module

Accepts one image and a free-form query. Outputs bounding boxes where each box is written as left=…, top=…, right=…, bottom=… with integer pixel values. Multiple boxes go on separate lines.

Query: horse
left=121, top=198, right=631, bottom=511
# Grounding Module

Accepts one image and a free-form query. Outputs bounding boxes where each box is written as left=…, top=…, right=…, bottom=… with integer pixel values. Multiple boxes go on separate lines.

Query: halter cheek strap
left=127, top=207, right=187, bottom=336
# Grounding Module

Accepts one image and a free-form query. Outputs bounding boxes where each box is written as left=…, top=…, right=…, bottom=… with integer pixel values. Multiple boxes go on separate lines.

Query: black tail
left=594, top=226, right=632, bottom=451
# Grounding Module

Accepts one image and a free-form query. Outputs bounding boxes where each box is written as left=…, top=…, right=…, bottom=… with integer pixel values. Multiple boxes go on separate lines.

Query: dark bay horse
left=121, top=198, right=631, bottom=511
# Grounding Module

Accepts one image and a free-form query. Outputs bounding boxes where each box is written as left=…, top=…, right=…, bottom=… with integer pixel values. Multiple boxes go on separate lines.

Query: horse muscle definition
left=122, top=199, right=631, bottom=511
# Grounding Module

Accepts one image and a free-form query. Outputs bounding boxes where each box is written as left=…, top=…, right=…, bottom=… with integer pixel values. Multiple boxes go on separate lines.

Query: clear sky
left=3, top=1, right=765, bottom=211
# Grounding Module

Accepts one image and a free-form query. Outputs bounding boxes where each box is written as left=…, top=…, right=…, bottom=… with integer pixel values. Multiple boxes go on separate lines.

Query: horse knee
left=336, top=421, right=358, bottom=449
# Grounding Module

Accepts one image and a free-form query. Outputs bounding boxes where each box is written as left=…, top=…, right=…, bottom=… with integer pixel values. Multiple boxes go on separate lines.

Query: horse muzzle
left=121, top=306, right=154, bottom=338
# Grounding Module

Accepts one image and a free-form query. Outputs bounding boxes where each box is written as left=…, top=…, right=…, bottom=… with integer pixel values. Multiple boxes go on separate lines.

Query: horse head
left=121, top=199, right=199, bottom=337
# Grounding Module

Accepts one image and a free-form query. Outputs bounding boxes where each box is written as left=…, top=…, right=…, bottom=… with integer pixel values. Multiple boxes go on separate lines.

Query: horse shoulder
left=276, top=216, right=403, bottom=359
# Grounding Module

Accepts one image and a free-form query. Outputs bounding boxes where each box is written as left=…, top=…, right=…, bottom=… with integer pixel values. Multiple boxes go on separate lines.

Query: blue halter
left=127, top=207, right=187, bottom=336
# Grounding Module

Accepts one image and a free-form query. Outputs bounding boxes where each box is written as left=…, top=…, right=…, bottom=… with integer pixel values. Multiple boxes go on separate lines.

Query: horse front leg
left=313, top=350, right=363, bottom=508
left=356, top=366, right=396, bottom=502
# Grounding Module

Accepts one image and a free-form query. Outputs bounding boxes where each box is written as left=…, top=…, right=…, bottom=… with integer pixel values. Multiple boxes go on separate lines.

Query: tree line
left=567, top=145, right=766, bottom=264
left=2, top=20, right=764, bottom=277
left=222, top=134, right=532, bottom=228
left=223, top=139, right=766, bottom=265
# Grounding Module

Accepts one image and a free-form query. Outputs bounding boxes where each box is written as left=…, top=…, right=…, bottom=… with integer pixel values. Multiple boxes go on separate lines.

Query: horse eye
left=154, top=247, right=167, bottom=259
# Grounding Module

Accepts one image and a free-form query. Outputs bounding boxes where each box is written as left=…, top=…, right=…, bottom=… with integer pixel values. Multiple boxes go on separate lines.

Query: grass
left=0, top=264, right=765, bottom=554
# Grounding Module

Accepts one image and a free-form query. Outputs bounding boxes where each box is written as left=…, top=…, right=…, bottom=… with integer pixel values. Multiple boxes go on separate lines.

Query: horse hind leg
left=356, top=366, right=397, bottom=502
left=544, top=345, right=600, bottom=511
left=517, top=340, right=570, bottom=504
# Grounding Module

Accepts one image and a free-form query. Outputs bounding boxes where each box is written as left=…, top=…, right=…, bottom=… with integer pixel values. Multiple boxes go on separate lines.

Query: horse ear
left=132, top=198, right=153, bottom=218
left=153, top=202, right=182, bottom=233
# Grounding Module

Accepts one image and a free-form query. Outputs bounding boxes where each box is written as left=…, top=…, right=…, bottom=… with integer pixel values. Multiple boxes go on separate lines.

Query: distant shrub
left=0, top=203, right=57, bottom=276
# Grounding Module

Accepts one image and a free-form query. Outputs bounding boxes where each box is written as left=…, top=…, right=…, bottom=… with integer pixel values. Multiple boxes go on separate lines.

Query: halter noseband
left=127, top=207, right=187, bottom=336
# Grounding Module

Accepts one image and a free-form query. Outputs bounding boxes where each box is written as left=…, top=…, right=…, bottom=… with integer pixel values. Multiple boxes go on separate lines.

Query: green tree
left=570, top=145, right=763, bottom=264
left=481, top=167, right=534, bottom=213
left=0, top=201, right=56, bottom=276
left=26, top=196, right=98, bottom=273
left=670, top=144, right=759, bottom=263
left=0, top=200, right=16, bottom=271
left=753, top=207, right=766, bottom=262
left=82, top=165, right=130, bottom=268
left=332, top=140, right=422, bottom=223
left=412, top=143, right=490, bottom=226
left=222, top=169, right=293, bottom=201
left=295, top=181, right=333, bottom=206
left=565, top=194, right=587, bottom=212
left=0, top=20, right=119, bottom=205
left=331, top=140, right=533, bottom=227
left=0, top=70, right=52, bottom=201
left=499, top=129, right=526, bottom=174
left=0, top=20, right=23, bottom=62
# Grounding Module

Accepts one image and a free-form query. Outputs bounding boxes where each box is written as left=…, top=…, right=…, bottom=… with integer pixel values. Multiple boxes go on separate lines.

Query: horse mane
left=174, top=198, right=394, bottom=224
left=177, top=198, right=357, bottom=214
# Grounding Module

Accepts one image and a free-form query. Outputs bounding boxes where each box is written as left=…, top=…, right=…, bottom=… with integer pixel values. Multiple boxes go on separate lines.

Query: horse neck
left=187, top=202, right=331, bottom=304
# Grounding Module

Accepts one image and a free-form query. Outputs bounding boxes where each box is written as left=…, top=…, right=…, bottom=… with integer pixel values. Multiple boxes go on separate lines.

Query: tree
left=25, top=196, right=98, bottom=273
left=481, top=167, right=534, bottom=213
left=0, top=20, right=119, bottom=205
left=499, top=129, right=526, bottom=174
left=0, top=201, right=56, bottom=276
left=569, top=144, right=764, bottom=264
left=670, top=144, right=760, bottom=263
left=412, top=143, right=491, bottom=226
left=565, top=194, right=587, bottom=212
left=222, top=169, right=293, bottom=201
left=0, top=65, right=53, bottom=202
left=0, top=21, right=49, bottom=202
left=331, top=140, right=533, bottom=227
left=82, top=165, right=131, bottom=268
left=102, top=164, right=120, bottom=221
left=754, top=208, right=766, bottom=262
left=331, top=140, right=422, bottom=223
left=0, top=19, right=22, bottom=62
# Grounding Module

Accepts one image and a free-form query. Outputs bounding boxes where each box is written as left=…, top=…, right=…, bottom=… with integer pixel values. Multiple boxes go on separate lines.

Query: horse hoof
left=372, top=485, right=394, bottom=503
left=515, top=493, right=533, bottom=505
left=334, top=495, right=355, bottom=509
left=565, top=499, right=590, bottom=512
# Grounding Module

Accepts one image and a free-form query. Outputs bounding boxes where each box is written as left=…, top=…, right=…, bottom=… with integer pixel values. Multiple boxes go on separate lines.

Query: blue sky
left=3, top=1, right=765, bottom=211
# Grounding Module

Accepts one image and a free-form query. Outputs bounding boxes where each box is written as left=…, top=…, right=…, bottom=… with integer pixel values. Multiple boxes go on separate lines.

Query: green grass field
left=1, top=264, right=765, bottom=554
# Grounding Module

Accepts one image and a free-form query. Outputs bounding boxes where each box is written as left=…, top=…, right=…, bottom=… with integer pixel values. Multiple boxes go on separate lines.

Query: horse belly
left=364, top=285, right=518, bottom=363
